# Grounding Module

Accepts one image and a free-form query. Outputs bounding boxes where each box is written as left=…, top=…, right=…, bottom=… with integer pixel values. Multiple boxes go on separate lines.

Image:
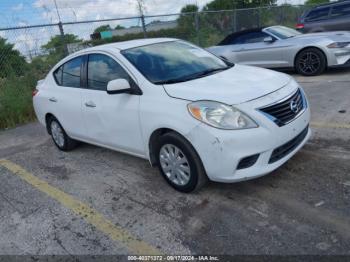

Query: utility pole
left=53, top=0, right=68, bottom=56
left=232, top=0, right=237, bottom=32
left=53, top=0, right=62, bottom=22
left=136, top=0, right=147, bottom=38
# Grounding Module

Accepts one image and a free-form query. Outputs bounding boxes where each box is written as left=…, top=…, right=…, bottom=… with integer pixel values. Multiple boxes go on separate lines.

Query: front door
left=81, top=53, right=144, bottom=156
left=231, top=32, right=286, bottom=68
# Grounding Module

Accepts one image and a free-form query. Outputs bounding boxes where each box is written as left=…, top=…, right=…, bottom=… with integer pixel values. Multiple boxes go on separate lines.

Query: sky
left=0, top=0, right=306, bottom=57
left=0, top=0, right=209, bottom=56
left=0, top=0, right=306, bottom=29
left=0, top=0, right=214, bottom=28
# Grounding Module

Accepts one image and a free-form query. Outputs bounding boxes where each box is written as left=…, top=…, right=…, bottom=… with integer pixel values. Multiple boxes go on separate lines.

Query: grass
left=0, top=75, right=37, bottom=129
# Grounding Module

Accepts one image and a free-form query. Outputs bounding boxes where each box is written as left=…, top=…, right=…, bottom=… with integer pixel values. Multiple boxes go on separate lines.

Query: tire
left=155, top=132, right=208, bottom=193
left=48, top=117, right=78, bottom=151
left=295, top=48, right=326, bottom=76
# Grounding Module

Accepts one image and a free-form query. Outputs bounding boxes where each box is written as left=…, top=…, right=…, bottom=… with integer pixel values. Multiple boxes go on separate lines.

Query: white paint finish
left=81, top=89, right=144, bottom=155
left=34, top=77, right=85, bottom=138
left=163, top=65, right=291, bottom=105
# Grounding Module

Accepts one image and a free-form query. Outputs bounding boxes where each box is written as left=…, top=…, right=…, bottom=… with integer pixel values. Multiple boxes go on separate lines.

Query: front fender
left=139, top=90, right=200, bottom=161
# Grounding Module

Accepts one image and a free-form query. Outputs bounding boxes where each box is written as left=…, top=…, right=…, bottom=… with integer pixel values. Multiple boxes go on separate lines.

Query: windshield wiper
left=154, top=78, right=188, bottom=85
left=155, top=67, right=230, bottom=85
left=192, top=67, right=229, bottom=78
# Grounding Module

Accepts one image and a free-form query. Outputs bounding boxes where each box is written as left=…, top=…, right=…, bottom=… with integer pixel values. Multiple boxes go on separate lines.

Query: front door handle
left=49, top=97, right=57, bottom=102
left=85, top=101, right=96, bottom=108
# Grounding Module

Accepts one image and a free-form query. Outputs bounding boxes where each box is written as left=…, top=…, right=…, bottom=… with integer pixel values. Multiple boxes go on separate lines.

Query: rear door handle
left=49, top=97, right=57, bottom=102
left=85, top=101, right=96, bottom=108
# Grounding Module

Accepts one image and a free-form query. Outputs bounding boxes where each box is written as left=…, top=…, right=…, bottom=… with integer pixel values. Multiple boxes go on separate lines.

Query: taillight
left=296, top=23, right=304, bottom=29
left=32, top=89, right=39, bottom=97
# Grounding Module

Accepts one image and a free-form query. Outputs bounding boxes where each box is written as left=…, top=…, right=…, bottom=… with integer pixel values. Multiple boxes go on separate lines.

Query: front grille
left=259, top=89, right=305, bottom=127
left=269, top=125, right=309, bottom=164
left=237, top=154, right=259, bottom=170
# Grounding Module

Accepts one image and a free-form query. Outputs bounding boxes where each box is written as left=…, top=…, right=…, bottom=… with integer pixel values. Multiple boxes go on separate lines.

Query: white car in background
left=33, top=38, right=311, bottom=192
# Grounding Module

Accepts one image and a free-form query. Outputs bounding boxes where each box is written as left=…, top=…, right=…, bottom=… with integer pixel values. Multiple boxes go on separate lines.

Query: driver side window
left=87, top=54, right=129, bottom=91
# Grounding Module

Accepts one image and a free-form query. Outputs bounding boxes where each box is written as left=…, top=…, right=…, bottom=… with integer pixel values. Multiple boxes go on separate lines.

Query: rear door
left=330, top=3, right=350, bottom=31
left=49, top=56, right=85, bottom=138
left=81, top=52, right=144, bottom=155
left=231, top=32, right=286, bottom=68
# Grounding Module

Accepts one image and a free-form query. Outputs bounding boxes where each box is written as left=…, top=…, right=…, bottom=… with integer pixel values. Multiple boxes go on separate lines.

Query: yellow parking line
left=0, top=159, right=161, bottom=255
left=311, top=122, right=350, bottom=129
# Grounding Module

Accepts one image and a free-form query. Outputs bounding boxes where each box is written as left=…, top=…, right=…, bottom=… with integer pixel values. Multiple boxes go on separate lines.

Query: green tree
left=93, top=24, right=112, bottom=33
left=181, top=4, right=198, bottom=13
left=115, top=25, right=125, bottom=30
left=203, top=0, right=276, bottom=10
left=177, top=5, right=199, bottom=40
left=199, top=0, right=277, bottom=40
left=305, top=0, right=329, bottom=5
left=0, top=37, right=27, bottom=78
left=42, top=34, right=82, bottom=64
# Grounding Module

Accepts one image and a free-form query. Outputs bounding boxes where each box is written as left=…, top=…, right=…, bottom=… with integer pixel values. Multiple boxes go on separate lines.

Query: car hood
left=163, top=65, right=291, bottom=105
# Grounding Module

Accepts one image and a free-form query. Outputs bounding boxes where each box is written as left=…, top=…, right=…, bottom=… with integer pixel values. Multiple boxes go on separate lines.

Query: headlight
left=327, top=42, right=350, bottom=48
left=187, top=101, right=258, bottom=130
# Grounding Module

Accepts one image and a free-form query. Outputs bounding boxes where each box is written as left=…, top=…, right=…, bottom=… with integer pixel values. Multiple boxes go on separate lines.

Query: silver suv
left=297, top=1, right=350, bottom=33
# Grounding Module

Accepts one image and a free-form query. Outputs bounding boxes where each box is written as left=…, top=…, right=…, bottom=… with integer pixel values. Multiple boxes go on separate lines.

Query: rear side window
left=53, top=56, right=83, bottom=88
left=87, top=54, right=129, bottom=91
left=331, top=3, right=350, bottom=18
left=305, top=7, right=330, bottom=22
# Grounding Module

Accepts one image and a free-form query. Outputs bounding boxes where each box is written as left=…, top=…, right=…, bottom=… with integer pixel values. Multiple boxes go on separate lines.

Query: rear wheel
left=295, top=48, right=326, bottom=76
left=156, top=132, right=208, bottom=193
left=48, top=117, right=77, bottom=151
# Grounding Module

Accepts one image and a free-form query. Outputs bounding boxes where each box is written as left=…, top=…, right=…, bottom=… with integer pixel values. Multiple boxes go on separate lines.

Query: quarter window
left=53, top=56, right=83, bottom=88
left=87, top=54, right=129, bottom=91
left=53, top=66, right=63, bottom=86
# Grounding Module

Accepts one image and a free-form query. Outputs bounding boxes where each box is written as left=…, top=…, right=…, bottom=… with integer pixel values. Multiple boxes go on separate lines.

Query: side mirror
left=263, top=36, right=275, bottom=43
left=107, top=79, right=131, bottom=94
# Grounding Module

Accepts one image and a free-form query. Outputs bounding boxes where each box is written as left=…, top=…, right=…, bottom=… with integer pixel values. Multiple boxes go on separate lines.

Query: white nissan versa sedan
left=33, top=38, right=311, bottom=192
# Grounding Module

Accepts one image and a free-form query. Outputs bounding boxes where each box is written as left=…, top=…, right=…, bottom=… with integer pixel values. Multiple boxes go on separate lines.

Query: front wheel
left=156, top=132, right=208, bottom=193
left=295, top=48, right=326, bottom=76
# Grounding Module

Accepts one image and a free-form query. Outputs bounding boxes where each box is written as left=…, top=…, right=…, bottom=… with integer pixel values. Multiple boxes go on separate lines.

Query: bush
left=0, top=75, right=37, bottom=129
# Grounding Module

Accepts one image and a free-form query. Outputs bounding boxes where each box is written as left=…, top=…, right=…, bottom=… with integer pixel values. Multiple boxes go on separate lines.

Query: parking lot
left=0, top=68, right=349, bottom=257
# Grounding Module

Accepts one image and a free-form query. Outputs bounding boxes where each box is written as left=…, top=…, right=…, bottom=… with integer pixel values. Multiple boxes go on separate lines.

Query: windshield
left=265, top=26, right=302, bottom=39
left=121, top=41, right=231, bottom=84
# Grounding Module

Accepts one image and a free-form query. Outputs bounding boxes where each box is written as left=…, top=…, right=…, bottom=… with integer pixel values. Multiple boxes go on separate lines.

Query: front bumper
left=327, top=47, right=350, bottom=67
left=185, top=83, right=311, bottom=183
left=329, top=58, right=350, bottom=68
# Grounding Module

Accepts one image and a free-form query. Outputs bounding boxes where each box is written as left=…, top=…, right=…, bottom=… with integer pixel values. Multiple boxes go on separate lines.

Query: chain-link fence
left=0, top=4, right=311, bottom=128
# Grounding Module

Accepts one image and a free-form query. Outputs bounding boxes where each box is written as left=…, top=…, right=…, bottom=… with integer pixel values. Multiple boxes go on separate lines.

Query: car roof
left=310, top=0, right=349, bottom=9
left=218, top=28, right=263, bottom=45
left=74, top=37, right=178, bottom=55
